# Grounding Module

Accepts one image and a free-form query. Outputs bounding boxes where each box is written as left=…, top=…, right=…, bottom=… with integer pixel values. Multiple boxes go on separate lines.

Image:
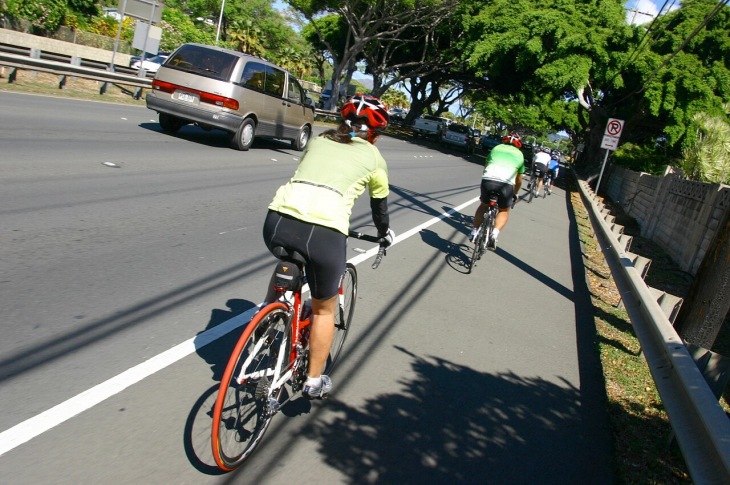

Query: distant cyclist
left=469, top=133, right=525, bottom=250
left=531, top=147, right=551, bottom=197
left=547, top=152, right=560, bottom=195
left=263, top=94, right=395, bottom=400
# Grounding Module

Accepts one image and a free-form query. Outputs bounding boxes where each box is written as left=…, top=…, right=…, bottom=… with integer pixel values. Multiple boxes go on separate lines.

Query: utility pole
left=627, top=8, right=654, bottom=25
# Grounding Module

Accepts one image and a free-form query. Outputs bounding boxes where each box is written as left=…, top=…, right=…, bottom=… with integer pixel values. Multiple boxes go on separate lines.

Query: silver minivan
left=146, top=43, right=315, bottom=151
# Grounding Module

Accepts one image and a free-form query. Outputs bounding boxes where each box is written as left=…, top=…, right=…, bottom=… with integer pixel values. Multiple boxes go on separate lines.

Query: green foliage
left=158, top=9, right=216, bottom=51
left=4, top=0, right=66, bottom=32
left=610, top=142, right=674, bottom=175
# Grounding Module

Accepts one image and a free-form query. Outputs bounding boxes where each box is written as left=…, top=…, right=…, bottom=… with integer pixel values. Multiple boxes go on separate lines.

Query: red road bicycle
left=211, top=230, right=386, bottom=471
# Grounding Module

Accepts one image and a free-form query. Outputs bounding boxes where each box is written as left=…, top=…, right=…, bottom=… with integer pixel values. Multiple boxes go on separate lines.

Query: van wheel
left=292, top=126, right=311, bottom=151
left=231, top=118, right=256, bottom=151
left=159, top=113, right=185, bottom=133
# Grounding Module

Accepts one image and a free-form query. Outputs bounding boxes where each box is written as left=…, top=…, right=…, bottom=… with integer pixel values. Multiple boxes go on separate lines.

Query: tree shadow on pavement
left=297, top=347, right=613, bottom=485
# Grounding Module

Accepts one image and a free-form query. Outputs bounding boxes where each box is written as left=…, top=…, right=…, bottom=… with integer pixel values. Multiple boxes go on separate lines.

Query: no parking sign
left=597, top=118, right=625, bottom=192
left=601, top=118, right=624, bottom=150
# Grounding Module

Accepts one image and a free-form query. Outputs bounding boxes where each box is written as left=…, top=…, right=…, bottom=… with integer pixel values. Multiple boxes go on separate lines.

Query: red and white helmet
left=340, top=94, right=390, bottom=131
left=502, top=133, right=522, bottom=149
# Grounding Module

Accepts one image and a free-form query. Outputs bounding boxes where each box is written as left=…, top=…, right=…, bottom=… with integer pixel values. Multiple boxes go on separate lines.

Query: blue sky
left=626, top=0, right=681, bottom=24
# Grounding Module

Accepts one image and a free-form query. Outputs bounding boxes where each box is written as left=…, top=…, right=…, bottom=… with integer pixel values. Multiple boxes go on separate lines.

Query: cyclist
left=547, top=152, right=560, bottom=195
left=263, top=94, right=395, bottom=400
left=469, top=133, right=525, bottom=250
left=531, top=147, right=551, bottom=197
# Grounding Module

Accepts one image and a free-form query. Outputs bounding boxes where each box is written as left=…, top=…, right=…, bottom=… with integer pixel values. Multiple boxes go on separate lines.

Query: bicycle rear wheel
left=211, top=302, right=292, bottom=471
left=325, top=263, right=357, bottom=374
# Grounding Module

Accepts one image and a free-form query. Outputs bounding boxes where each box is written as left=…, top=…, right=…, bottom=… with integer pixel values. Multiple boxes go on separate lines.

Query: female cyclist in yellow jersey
left=263, top=95, right=395, bottom=399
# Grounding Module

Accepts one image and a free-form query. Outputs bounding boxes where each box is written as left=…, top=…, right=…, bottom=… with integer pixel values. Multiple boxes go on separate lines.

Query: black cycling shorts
left=263, top=211, right=346, bottom=300
left=533, top=163, right=548, bottom=178
left=480, top=179, right=515, bottom=209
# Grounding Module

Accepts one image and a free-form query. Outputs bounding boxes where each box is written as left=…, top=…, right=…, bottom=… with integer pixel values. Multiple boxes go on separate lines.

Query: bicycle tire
left=528, top=176, right=536, bottom=203
left=325, top=263, right=357, bottom=374
left=468, top=220, right=487, bottom=273
left=211, top=302, right=292, bottom=471
left=486, top=210, right=496, bottom=247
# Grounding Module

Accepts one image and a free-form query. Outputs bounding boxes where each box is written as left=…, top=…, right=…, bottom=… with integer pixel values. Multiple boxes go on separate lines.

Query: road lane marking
left=0, top=197, right=478, bottom=457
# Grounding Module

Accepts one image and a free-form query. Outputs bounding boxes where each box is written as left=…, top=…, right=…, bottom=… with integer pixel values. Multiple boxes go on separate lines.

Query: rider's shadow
left=419, top=228, right=471, bottom=274
left=196, top=298, right=258, bottom=382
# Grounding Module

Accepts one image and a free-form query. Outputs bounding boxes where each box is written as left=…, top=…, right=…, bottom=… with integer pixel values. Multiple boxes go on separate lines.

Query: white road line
left=0, top=197, right=478, bottom=457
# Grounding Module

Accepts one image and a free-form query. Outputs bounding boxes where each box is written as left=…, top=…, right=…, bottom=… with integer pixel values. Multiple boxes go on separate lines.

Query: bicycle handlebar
left=348, top=230, right=388, bottom=269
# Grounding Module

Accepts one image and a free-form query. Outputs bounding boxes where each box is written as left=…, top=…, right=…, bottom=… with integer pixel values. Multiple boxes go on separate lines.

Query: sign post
left=596, top=118, right=624, bottom=193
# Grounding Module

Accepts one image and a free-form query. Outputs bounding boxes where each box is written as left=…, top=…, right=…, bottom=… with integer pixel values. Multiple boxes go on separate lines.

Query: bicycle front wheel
left=325, top=264, right=357, bottom=374
left=211, top=302, right=292, bottom=471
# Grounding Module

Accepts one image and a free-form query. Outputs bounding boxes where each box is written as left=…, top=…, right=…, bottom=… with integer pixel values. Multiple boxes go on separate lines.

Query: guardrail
left=0, top=51, right=151, bottom=98
left=575, top=171, right=730, bottom=484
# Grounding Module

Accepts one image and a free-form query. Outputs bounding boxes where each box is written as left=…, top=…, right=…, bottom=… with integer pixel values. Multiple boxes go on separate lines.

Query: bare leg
left=495, top=208, right=510, bottom=231
left=472, top=202, right=488, bottom=230
left=307, top=295, right=337, bottom=378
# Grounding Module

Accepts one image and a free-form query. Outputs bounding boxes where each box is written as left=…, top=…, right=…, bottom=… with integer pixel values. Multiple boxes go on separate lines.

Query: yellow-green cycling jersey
left=269, top=136, right=390, bottom=235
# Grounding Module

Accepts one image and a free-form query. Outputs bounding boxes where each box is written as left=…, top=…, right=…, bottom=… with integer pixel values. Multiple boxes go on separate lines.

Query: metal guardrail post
left=574, top=170, right=730, bottom=484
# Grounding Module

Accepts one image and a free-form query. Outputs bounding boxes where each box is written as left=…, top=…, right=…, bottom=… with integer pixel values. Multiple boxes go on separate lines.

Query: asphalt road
left=0, top=92, right=613, bottom=484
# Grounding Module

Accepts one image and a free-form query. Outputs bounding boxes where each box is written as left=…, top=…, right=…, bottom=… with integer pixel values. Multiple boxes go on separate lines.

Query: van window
left=165, top=44, right=237, bottom=81
left=241, top=63, right=266, bottom=90
left=264, top=65, right=285, bottom=97
left=287, top=77, right=304, bottom=103
left=240, top=62, right=285, bottom=97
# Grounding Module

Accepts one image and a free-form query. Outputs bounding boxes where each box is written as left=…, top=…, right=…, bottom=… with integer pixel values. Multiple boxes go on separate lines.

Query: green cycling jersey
left=481, top=143, right=525, bottom=185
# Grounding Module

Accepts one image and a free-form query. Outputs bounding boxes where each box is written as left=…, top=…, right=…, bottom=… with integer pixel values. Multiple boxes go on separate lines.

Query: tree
left=289, top=0, right=458, bottom=110
left=459, top=0, right=634, bottom=171
left=674, top=211, right=730, bottom=350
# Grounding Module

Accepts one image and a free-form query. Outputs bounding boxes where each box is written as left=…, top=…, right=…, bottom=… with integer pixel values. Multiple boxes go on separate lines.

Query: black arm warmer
left=370, top=197, right=390, bottom=236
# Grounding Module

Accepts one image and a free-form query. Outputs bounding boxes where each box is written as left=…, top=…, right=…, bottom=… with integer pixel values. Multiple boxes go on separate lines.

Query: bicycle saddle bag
left=272, top=261, right=302, bottom=292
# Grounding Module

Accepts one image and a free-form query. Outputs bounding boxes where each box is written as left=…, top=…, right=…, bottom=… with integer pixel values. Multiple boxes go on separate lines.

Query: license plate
left=175, top=90, right=199, bottom=103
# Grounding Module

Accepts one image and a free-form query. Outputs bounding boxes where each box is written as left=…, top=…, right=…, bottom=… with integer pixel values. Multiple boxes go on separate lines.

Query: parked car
left=481, top=134, right=502, bottom=152
left=146, top=43, right=315, bottom=151
left=388, top=107, right=408, bottom=125
left=412, top=114, right=450, bottom=139
left=316, top=88, right=332, bottom=109
left=440, top=123, right=477, bottom=153
left=130, top=55, right=169, bottom=73
left=129, top=51, right=170, bottom=68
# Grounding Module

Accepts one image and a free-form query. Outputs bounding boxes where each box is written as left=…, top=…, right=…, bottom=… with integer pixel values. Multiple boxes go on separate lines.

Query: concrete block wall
left=605, top=166, right=730, bottom=276
left=0, top=28, right=131, bottom=66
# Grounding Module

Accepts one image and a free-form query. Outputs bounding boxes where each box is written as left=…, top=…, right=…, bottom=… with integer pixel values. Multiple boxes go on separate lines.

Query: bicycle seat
left=271, top=245, right=307, bottom=266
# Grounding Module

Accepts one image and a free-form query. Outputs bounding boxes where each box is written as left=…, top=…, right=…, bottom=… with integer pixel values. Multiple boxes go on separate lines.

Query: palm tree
left=681, top=104, right=730, bottom=184
left=228, top=19, right=266, bottom=57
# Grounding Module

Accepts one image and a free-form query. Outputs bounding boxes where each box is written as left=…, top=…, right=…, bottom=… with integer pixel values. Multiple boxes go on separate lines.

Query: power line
left=607, top=0, right=728, bottom=108
left=642, top=0, right=729, bottom=87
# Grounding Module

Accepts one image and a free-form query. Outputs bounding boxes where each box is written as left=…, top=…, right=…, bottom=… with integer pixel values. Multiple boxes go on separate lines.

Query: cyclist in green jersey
left=469, top=133, right=525, bottom=250
left=263, top=94, right=395, bottom=399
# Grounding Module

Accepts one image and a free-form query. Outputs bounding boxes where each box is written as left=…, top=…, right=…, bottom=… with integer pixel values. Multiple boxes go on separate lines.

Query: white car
left=131, top=55, right=168, bottom=73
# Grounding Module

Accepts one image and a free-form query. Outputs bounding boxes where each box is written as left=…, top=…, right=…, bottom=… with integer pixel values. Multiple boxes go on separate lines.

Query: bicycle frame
left=233, top=284, right=308, bottom=399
